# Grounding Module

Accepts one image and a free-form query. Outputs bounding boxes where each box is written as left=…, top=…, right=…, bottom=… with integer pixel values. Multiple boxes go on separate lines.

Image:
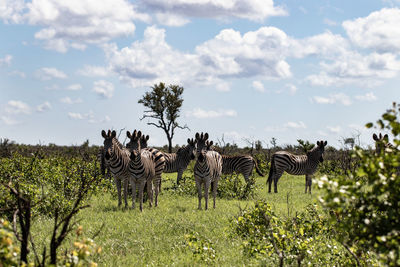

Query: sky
left=1, top=0, right=400, bottom=148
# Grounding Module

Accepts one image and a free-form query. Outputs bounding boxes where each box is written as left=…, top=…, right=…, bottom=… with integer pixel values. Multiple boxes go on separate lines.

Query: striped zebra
left=194, top=132, right=222, bottom=210
left=140, top=134, right=149, bottom=148
left=267, top=140, right=327, bottom=194
left=101, top=130, right=131, bottom=207
left=205, top=141, right=264, bottom=183
left=126, top=130, right=166, bottom=210
left=373, top=133, right=394, bottom=154
left=163, top=138, right=197, bottom=185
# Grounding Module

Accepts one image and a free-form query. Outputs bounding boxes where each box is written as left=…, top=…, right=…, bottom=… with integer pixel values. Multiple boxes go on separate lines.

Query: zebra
left=140, top=134, right=149, bottom=148
left=373, top=133, right=395, bottom=154
left=267, top=140, right=327, bottom=194
left=194, top=132, right=222, bottom=210
left=163, top=138, right=197, bottom=185
left=126, top=130, right=165, bottom=210
left=101, top=130, right=131, bottom=207
left=205, top=141, right=264, bottom=184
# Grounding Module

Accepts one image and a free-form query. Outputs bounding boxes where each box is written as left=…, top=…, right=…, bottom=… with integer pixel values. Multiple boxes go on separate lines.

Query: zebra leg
left=195, top=178, right=202, bottom=210
left=114, top=177, right=122, bottom=207
left=176, top=169, right=183, bottom=185
left=267, top=169, right=274, bottom=193
left=274, top=171, right=284, bottom=193
left=306, top=175, right=312, bottom=194
left=132, top=180, right=137, bottom=209
left=139, top=180, right=146, bottom=212
left=123, top=178, right=129, bottom=208
left=212, top=180, right=219, bottom=209
left=204, top=179, right=211, bottom=210
left=147, top=178, right=153, bottom=208
left=154, top=176, right=160, bottom=207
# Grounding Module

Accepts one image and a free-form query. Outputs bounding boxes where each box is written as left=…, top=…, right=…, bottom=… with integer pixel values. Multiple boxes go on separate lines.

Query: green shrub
left=183, top=232, right=216, bottom=263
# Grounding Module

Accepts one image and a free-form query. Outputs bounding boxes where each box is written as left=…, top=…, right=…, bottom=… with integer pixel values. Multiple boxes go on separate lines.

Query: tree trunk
left=167, top=136, right=173, bottom=153
left=19, top=206, right=31, bottom=264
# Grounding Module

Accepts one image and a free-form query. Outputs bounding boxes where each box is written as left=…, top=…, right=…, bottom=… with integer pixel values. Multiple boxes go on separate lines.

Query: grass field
left=32, top=172, right=321, bottom=266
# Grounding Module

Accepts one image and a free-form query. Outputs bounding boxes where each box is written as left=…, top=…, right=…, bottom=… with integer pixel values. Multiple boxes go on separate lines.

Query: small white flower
left=333, top=197, right=340, bottom=203
left=364, top=218, right=370, bottom=225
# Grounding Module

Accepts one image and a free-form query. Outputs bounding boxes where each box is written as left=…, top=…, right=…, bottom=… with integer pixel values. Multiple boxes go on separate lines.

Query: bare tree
left=138, top=82, right=189, bottom=152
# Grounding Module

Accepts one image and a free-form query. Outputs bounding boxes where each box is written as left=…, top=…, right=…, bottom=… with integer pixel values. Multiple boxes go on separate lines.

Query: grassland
left=32, top=172, right=320, bottom=266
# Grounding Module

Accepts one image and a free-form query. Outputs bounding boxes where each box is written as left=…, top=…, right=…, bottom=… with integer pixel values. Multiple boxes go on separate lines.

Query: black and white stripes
left=194, top=132, right=222, bottom=210
left=162, top=138, right=197, bottom=184
left=267, top=140, right=327, bottom=194
left=373, top=133, right=395, bottom=154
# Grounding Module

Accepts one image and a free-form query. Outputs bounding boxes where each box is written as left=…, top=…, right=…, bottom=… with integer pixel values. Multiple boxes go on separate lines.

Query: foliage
left=232, top=200, right=364, bottom=266
left=296, top=139, right=314, bottom=153
left=318, top=102, right=400, bottom=266
left=138, top=82, right=188, bottom=152
left=0, top=218, right=24, bottom=266
left=184, top=232, right=216, bottom=263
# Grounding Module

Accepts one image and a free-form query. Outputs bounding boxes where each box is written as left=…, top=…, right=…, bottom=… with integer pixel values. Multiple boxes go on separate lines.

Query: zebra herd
left=100, top=128, right=395, bottom=211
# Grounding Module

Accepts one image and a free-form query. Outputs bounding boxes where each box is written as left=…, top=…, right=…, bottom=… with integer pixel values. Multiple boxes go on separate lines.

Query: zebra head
left=126, top=130, right=142, bottom=159
left=308, top=140, right=327, bottom=162
left=140, top=134, right=149, bottom=149
left=205, top=140, right=213, bottom=151
left=101, top=129, right=117, bottom=160
left=373, top=133, right=389, bottom=154
left=187, top=138, right=197, bottom=160
left=195, top=132, right=209, bottom=162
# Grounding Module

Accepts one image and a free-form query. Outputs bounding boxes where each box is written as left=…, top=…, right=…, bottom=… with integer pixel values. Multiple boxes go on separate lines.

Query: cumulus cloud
left=185, top=108, right=237, bottom=119
left=60, top=97, right=83, bottom=104
left=284, top=121, right=306, bottom=129
left=36, top=101, right=52, bottom=112
left=252, top=81, right=265, bottom=92
left=35, top=67, right=67, bottom=80
left=141, top=0, right=287, bottom=24
left=0, top=54, right=12, bottom=66
left=68, top=111, right=110, bottom=124
left=0, top=0, right=25, bottom=23
left=66, top=84, right=82, bottom=91
left=265, top=121, right=307, bottom=132
left=343, top=8, right=400, bottom=53
left=355, top=92, right=377, bottom=102
left=311, top=93, right=352, bottom=106
left=77, top=65, right=109, bottom=77
left=105, top=26, right=292, bottom=89
left=5, top=100, right=31, bottom=115
left=92, top=80, right=114, bottom=98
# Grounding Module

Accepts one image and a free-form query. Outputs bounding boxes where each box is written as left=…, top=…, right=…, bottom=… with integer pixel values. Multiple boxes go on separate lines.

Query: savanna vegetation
left=1, top=101, right=400, bottom=266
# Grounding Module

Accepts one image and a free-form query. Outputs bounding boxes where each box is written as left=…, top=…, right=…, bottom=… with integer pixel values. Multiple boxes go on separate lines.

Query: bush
left=318, top=102, right=400, bottom=266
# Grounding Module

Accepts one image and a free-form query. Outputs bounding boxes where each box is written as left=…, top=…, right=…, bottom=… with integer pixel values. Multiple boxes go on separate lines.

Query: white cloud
left=142, top=0, right=287, bottom=24
left=35, top=67, right=67, bottom=80
left=1, top=115, right=20, bottom=125
left=343, top=8, right=400, bottom=53
left=66, top=84, right=82, bottom=91
left=68, top=112, right=85, bottom=120
left=284, top=121, right=306, bottom=129
left=92, top=80, right=114, bottom=98
left=312, top=93, right=352, bottom=106
left=0, top=54, right=12, bottom=66
left=105, top=26, right=292, bottom=89
left=252, top=81, right=265, bottom=92
left=185, top=108, right=237, bottom=119
left=77, top=65, right=109, bottom=77
left=327, top=126, right=341, bottom=134
left=5, top=100, right=31, bottom=115
left=355, top=92, right=377, bottom=102
left=216, top=82, right=230, bottom=92
left=36, top=101, right=52, bottom=112
left=8, top=70, right=26, bottom=78
left=60, top=97, right=83, bottom=104
left=0, top=0, right=25, bottom=23
left=323, top=18, right=337, bottom=26
left=68, top=110, right=109, bottom=124
left=155, top=12, right=190, bottom=26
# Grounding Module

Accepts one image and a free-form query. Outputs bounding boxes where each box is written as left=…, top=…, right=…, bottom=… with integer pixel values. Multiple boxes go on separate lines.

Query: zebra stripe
left=126, top=130, right=165, bottom=211
left=101, top=130, right=131, bottom=207
left=163, top=138, right=196, bottom=184
left=194, top=132, right=222, bottom=210
left=267, top=140, right=327, bottom=194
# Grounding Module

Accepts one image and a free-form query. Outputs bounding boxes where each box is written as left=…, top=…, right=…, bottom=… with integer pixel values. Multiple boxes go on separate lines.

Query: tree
left=138, top=82, right=189, bottom=152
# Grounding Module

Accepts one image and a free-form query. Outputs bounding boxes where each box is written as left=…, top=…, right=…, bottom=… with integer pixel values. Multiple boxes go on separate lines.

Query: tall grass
left=31, top=172, right=319, bottom=266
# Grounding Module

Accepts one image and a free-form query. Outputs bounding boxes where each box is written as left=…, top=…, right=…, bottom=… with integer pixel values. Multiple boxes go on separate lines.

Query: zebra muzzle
left=105, top=151, right=111, bottom=160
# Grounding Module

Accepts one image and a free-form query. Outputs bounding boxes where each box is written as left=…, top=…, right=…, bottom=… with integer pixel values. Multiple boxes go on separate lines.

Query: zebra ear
left=146, top=135, right=149, bottom=141
left=209, top=140, right=213, bottom=147
left=383, top=134, right=389, bottom=142
left=317, top=141, right=320, bottom=146
left=373, top=133, right=379, bottom=141
left=127, top=131, right=131, bottom=139
left=111, top=130, right=116, bottom=138
left=323, top=141, right=327, bottom=146
left=101, top=130, right=107, bottom=138
left=195, top=133, right=200, bottom=140
left=137, top=131, right=142, bottom=138
left=204, top=132, right=209, bottom=140
left=187, top=138, right=191, bottom=144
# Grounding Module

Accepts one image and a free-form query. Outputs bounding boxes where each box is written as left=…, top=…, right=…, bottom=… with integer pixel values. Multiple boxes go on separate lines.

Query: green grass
left=31, top=172, right=322, bottom=266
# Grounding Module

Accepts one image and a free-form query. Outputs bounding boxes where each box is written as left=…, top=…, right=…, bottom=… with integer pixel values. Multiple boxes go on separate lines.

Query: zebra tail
left=267, top=155, right=275, bottom=184
left=253, top=158, right=265, bottom=177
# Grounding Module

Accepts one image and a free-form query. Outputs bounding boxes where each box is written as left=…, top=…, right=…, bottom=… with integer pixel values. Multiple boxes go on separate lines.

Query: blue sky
left=1, top=0, right=400, bottom=148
